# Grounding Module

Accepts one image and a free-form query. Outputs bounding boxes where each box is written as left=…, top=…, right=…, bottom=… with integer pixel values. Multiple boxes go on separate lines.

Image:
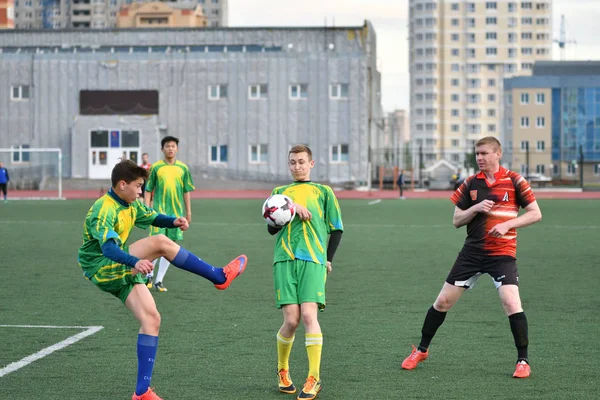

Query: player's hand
left=133, top=259, right=154, bottom=275
left=474, top=199, right=494, bottom=214
left=174, top=217, right=189, bottom=231
left=488, top=222, right=510, bottom=238
left=186, top=213, right=192, bottom=224
left=326, top=261, right=332, bottom=274
left=294, top=204, right=312, bottom=221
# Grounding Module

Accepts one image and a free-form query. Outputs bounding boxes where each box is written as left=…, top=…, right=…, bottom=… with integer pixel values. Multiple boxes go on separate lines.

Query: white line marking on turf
left=3, top=221, right=600, bottom=229
left=0, top=325, right=103, bottom=378
left=367, top=199, right=382, bottom=205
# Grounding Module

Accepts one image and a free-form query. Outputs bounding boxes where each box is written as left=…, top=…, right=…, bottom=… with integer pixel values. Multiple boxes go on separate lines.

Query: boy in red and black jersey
left=401, top=137, right=542, bottom=379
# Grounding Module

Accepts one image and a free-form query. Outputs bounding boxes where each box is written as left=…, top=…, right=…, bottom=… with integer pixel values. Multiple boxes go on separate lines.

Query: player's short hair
left=111, top=159, right=148, bottom=187
left=142, top=152, right=148, bottom=157
left=289, top=144, right=312, bottom=161
left=475, top=136, right=502, bottom=152
left=161, top=136, right=179, bottom=149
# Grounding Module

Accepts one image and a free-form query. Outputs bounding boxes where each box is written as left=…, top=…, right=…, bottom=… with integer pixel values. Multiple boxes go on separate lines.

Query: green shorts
left=273, top=260, right=327, bottom=309
left=88, top=262, right=146, bottom=304
left=150, top=226, right=182, bottom=241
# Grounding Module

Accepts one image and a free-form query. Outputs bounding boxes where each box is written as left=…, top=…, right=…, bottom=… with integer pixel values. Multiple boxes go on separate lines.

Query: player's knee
left=153, top=234, right=171, bottom=250
left=501, top=299, right=522, bottom=315
left=300, top=309, right=318, bottom=327
left=147, top=309, right=161, bottom=331
left=433, top=296, right=454, bottom=312
left=283, top=317, right=300, bottom=331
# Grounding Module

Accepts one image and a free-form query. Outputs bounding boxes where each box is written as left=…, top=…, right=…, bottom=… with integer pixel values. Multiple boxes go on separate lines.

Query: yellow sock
left=277, top=331, right=295, bottom=371
left=305, top=333, right=323, bottom=380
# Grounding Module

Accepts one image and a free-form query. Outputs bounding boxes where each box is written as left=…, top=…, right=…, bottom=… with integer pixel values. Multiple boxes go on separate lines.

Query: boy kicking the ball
left=266, top=145, right=343, bottom=399
left=78, top=160, right=247, bottom=400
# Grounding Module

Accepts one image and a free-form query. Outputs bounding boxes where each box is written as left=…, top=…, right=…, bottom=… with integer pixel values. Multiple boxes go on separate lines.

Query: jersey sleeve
left=145, top=164, right=157, bottom=192
left=513, top=174, right=536, bottom=208
left=450, top=177, right=472, bottom=210
left=133, top=200, right=159, bottom=229
left=324, top=186, right=344, bottom=233
left=183, top=165, right=195, bottom=193
left=88, top=205, right=121, bottom=246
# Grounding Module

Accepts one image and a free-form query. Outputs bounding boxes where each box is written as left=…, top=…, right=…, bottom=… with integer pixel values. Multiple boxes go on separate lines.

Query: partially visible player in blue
left=78, top=159, right=248, bottom=400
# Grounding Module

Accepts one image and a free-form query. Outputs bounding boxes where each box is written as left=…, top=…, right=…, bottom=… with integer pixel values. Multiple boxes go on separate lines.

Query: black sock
left=418, top=306, right=447, bottom=351
left=509, top=312, right=529, bottom=362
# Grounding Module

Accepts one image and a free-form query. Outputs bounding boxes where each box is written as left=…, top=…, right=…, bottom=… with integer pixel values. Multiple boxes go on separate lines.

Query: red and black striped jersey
left=450, top=167, right=536, bottom=257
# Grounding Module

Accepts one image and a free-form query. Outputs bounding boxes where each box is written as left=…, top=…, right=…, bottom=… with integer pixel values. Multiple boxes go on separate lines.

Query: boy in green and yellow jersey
left=144, top=136, right=194, bottom=292
left=267, top=145, right=343, bottom=400
left=79, top=160, right=247, bottom=400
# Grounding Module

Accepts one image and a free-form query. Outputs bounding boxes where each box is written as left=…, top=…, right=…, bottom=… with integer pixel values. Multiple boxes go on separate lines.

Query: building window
left=10, top=85, right=30, bottom=101
left=488, top=124, right=496, bottom=132
left=451, top=18, right=459, bottom=27
left=488, top=109, right=496, bottom=117
left=451, top=124, right=459, bottom=132
left=209, top=145, right=228, bottom=164
left=508, top=2, right=516, bottom=12
left=486, top=32, right=497, bottom=40
left=451, top=3, right=459, bottom=11
left=537, top=140, right=545, bottom=152
left=521, top=117, right=530, bottom=128
left=485, top=1, right=497, bottom=9
left=249, top=144, right=268, bottom=164
left=11, top=145, right=30, bottom=164
left=467, top=2, right=475, bottom=12
left=486, top=47, right=497, bottom=55
left=451, top=33, right=459, bottom=41
left=331, top=144, right=349, bottom=163
left=451, top=79, right=460, bottom=87
left=208, top=84, right=227, bottom=100
left=451, top=109, right=459, bottom=117
left=594, top=164, right=600, bottom=176
left=522, top=32, right=533, bottom=40
left=536, top=93, right=545, bottom=104
left=488, top=79, right=496, bottom=87
left=451, top=94, right=459, bottom=102
left=536, top=117, right=545, bottom=128
left=485, top=17, right=497, bottom=25
left=536, top=165, right=545, bottom=174
left=520, top=93, right=529, bottom=104
left=567, top=164, right=576, bottom=176
left=249, top=84, right=268, bottom=100
left=488, top=94, right=496, bottom=102
left=330, top=83, right=349, bottom=99
left=553, top=164, right=559, bottom=176
left=451, top=139, right=460, bottom=147
left=520, top=164, right=528, bottom=175
left=521, top=140, right=529, bottom=152
left=451, top=49, right=459, bottom=56
left=289, top=84, right=308, bottom=100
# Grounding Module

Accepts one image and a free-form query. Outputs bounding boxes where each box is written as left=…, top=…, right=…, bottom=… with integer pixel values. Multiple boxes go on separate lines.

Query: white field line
left=367, top=199, right=382, bottom=205
left=1, top=221, right=599, bottom=229
left=0, top=325, right=104, bottom=378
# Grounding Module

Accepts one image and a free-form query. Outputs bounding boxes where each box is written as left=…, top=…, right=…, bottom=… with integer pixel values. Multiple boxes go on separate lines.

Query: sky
left=229, top=0, right=600, bottom=113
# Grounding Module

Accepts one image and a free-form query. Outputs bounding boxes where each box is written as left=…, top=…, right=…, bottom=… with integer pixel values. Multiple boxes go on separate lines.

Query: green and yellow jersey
left=271, top=182, right=343, bottom=265
left=78, top=190, right=158, bottom=277
left=146, top=160, right=195, bottom=218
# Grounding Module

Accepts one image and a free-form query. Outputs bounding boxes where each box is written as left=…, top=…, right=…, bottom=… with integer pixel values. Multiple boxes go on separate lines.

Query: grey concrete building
left=14, top=0, right=227, bottom=30
left=0, top=23, right=383, bottom=186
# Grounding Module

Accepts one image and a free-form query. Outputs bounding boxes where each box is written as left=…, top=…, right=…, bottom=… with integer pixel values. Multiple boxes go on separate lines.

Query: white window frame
left=536, top=93, right=545, bottom=104
left=536, top=140, right=545, bottom=152
left=536, top=116, right=545, bottom=128
left=536, top=164, right=545, bottom=174
left=10, top=85, right=30, bottom=101
left=289, top=84, right=308, bottom=100
left=520, top=117, right=529, bottom=128
left=249, top=144, right=268, bottom=164
left=567, top=163, right=576, bottom=176
left=248, top=84, right=267, bottom=100
left=520, top=140, right=529, bottom=152
left=330, top=144, right=349, bottom=164
left=10, top=144, right=31, bottom=164
left=329, top=83, right=349, bottom=100
left=209, top=144, right=228, bottom=164
left=594, top=164, right=600, bottom=176
left=520, top=93, right=529, bottom=104
left=208, top=84, right=227, bottom=100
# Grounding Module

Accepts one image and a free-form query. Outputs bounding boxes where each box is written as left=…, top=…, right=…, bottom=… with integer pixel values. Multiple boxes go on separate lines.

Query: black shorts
left=445, top=250, right=519, bottom=290
left=0, top=183, right=6, bottom=195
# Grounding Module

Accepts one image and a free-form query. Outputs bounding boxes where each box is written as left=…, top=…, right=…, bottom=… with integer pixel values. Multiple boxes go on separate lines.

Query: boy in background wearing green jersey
left=78, top=160, right=247, bottom=400
left=267, top=145, right=343, bottom=400
left=144, top=136, right=194, bottom=292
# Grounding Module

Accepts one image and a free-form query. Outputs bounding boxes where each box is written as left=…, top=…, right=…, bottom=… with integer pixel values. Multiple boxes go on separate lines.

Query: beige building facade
left=117, top=2, right=207, bottom=28
left=0, top=0, right=15, bottom=29
left=409, top=0, right=553, bottom=169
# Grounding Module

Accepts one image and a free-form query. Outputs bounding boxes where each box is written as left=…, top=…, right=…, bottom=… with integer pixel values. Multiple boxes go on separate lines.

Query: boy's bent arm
left=101, top=239, right=140, bottom=268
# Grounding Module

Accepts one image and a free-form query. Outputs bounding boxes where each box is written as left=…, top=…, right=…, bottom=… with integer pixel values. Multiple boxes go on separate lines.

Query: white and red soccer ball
left=262, top=194, right=296, bottom=228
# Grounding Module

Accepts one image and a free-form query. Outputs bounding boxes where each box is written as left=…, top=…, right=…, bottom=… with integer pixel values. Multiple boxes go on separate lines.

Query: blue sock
left=171, top=247, right=226, bottom=284
left=136, top=334, right=158, bottom=396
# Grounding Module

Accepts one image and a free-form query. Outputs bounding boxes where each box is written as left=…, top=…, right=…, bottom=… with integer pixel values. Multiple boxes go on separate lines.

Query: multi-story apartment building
left=0, top=0, right=16, bottom=29
left=14, top=0, right=226, bottom=29
left=117, top=2, right=207, bottom=28
left=409, top=0, right=552, bottom=168
left=504, top=61, right=600, bottom=183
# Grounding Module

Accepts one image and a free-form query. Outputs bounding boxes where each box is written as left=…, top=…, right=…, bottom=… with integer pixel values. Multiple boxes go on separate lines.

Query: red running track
left=7, top=189, right=600, bottom=200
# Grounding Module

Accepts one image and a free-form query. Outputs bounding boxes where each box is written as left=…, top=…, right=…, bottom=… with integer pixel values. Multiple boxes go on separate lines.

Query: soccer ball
left=262, top=194, right=296, bottom=228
